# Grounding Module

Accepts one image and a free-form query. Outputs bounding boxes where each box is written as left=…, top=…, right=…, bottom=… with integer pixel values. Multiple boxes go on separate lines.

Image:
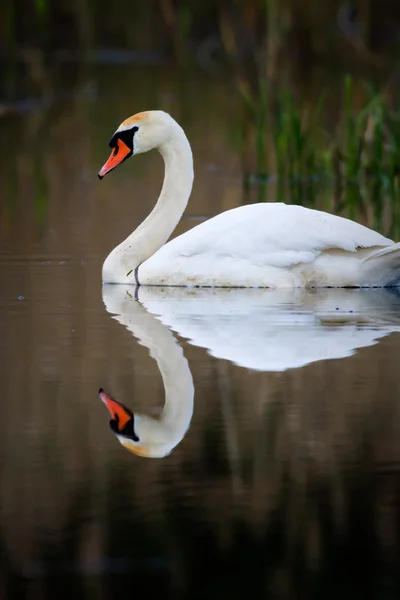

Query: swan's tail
left=363, top=242, right=400, bottom=287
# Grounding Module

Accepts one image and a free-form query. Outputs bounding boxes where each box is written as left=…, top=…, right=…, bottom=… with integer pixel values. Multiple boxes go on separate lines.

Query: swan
left=99, top=294, right=194, bottom=458
left=98, top=110, right=400, bottom=288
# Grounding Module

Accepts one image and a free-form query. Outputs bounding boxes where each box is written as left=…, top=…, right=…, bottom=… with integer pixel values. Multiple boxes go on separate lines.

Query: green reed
left=240, top=73, right=400, bottom=234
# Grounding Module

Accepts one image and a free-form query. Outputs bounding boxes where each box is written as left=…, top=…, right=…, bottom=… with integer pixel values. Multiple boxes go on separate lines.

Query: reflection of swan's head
left=99, top=383, right=191, bottom=459
left=98, top=110, right=179, bottom=179
left=99, top=388, right=144, bottom=454
left=100, top=286, right=194, bottom=459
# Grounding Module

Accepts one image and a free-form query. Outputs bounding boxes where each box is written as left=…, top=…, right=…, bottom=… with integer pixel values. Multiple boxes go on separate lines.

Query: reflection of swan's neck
left=103, top=288, right=194, bottom=457
left=102, top=128, right=194, bottom=283
left=132, top=309, right=194, bottom=454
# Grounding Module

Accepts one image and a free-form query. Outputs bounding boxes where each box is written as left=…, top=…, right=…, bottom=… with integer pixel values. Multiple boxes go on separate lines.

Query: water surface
left=1, top=65, right=400, bottom=598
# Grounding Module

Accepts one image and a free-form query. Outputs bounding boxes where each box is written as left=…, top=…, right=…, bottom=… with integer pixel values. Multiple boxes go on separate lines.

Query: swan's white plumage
left=144, top=202, right=391, bottom=263
left=100, top=110, right=400, bottom=288
left=139, top=202, right=393, bottom=287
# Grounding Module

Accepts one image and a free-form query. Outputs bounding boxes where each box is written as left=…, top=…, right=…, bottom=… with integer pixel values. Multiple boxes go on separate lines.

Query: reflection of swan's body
left=98, top=110, right=400, bottom=288
left=106, top=286, right=400, bottom=372
left=100, top=297, right=194, bottom=458
left=101, top=286, right=400, bottom=457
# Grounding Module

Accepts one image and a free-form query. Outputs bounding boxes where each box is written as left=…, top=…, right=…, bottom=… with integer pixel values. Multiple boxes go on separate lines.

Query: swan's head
left=99, top=388, right=175, bottom=458
left=98, top=110, right=177, bottom=179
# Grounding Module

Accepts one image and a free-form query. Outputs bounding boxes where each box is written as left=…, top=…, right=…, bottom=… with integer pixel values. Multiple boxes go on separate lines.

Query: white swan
left=99, top=111, right=400, bottom=288
left=99, top=296, right=194, bottom=458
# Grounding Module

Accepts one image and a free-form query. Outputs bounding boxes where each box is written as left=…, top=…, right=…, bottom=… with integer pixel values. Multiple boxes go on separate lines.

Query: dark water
left=1, top=65, right=400, bottom=599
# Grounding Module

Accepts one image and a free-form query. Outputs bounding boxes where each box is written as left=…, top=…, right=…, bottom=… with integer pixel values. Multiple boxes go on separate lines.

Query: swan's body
left=99, top=110, right=400, bottom=288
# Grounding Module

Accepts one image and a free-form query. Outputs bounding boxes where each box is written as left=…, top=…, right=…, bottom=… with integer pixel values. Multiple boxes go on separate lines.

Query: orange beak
left=99, top=388, right=132, bottom=431
left=98, top=139, right=132, bottom=179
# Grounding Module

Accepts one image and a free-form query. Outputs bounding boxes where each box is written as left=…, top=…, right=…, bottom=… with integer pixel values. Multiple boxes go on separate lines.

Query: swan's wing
left=149, top=203, right=392, bottom=269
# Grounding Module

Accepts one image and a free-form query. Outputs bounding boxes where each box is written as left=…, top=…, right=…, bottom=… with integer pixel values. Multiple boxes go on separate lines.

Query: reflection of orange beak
left=99, top=388, right=132, bottom=431
left=98, top=139, right=131, bottom=179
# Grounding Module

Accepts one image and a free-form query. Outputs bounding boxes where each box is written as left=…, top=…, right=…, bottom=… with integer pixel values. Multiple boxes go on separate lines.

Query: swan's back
left=163, top=203, right=390, bottom=255
left=139, top=203, right=393, bottom=287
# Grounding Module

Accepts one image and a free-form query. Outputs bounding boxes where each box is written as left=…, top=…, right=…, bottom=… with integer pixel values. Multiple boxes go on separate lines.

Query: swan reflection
left=100, top=291, right=194, bottom=458
left=101, top=286, right=400, bottom=457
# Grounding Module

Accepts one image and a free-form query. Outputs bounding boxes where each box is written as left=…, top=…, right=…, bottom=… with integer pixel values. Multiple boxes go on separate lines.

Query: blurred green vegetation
left=241, top=73, right=400, bottom=238
left=2, top=0, right=400, bottom=226
left=2, top=0, right=400, bottom=65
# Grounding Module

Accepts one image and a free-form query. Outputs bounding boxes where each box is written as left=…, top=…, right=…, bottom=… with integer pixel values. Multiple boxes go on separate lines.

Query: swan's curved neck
left=102, top=125, right=194, bottom=283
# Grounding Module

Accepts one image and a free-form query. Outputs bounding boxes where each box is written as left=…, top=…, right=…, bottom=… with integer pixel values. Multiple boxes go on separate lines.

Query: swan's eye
left=132, top=126, right=138, bottom=133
